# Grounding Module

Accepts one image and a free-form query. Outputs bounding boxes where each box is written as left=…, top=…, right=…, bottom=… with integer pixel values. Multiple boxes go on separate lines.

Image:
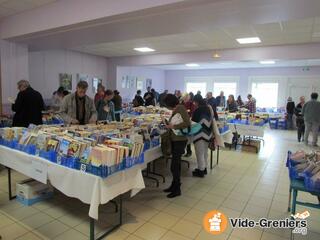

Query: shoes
left=193, top=168, right=207, bottom=175
left=192, top=169, right=205, bottom=178
left=167, top=190, right=181, bottom=198
left=183, top=152, right=192, bottom=157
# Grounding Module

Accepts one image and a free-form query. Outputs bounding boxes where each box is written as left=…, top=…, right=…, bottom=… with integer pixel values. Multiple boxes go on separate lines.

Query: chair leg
left=287, top=187, right=292, bottom=212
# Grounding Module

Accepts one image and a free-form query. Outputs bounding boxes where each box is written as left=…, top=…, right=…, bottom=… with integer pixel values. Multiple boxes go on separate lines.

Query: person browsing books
left=59, top=81, right=97, bottom=125
left=12, top=80, right=45, bottom=127
left=97, top=90, right=116, bottom=122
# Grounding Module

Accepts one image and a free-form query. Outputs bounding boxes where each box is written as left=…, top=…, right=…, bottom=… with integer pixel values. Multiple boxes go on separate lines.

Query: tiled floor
left=0, top=129, right=320, bottom=239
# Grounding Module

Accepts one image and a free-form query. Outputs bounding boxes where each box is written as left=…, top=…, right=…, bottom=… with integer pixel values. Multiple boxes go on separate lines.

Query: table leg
left=93, top=196, right=123, bottom=240
left=216, top=146, right=220, bottom=165
left=90, top=218, right=95, bottom=240
left=291, top=189, right=298, bottom=215
left=210, top=150, right=213, bottom=169
left=7, top=168, right=16, bottom=200
left=149, top=160, right=166, bottom=183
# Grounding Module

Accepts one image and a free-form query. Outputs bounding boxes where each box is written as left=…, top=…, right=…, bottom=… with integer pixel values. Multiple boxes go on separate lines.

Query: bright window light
left=236, top=37, right=261, bottom=44
left=185, top=63, right=200, bottom=67
left=186, top=82, right=207, bottom=97
left=251, top=83, right=278, bottom=108
left=133, top=47, right=155, bottom=52
left=260, top=60, right=276, bottom=64
left=213, top=82, right=237, bottom=98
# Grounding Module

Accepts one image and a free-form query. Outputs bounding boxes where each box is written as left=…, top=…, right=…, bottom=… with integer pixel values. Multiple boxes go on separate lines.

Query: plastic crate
left=269, top=119, right=278, bottom=129
left=39, top=150, right=57, bottom=163
left=278, top=120, right=287, bottom=130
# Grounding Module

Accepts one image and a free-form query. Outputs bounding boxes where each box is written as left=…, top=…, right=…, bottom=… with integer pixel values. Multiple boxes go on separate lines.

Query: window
left=186, top=82, right=207, bottom=97
left=251, top=82, right=278, bottom=108
left=213, top=82, right=237, bottom=98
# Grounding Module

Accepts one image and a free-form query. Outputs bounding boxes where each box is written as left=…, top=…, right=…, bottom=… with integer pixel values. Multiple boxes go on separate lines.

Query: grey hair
left=17, top=80, right=30, bottom=88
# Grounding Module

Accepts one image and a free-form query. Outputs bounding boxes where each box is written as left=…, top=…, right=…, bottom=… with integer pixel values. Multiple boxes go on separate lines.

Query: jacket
left=112, top=95, right=122, bottom=112
left=216, top=96, right=226, bottom=107
left=96, top=99, right=115, bottom=121
left=302, top=100, right=320, bottom=123
left=133, top=95, right=144, bottom=107
left=12, top=87, right=44, bottom=127
left=192, top=105, right=213, bottom=143
left=169, top=104, right=191, bottom=142
left=286, top=101, right=295, bottom=114
left=58, top=93, right=97, bottom=124
left=295, top=102, right=304, bottom=126
left=226, top=101, right=238, bottom=113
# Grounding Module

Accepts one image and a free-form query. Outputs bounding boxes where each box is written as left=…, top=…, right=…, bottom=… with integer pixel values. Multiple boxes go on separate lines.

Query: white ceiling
left=0, top=0, right=56, bottom=19
left=72, top=17, right=320, bottom=57
left=151, top=59, right=320, bottom=70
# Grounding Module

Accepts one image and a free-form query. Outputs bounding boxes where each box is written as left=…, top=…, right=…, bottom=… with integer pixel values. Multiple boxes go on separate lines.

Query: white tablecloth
left=220, top=130, right=233, bottom=145
left=0, top=146, right=145, bottom=220
left=228, top=124, right=265, bottom=138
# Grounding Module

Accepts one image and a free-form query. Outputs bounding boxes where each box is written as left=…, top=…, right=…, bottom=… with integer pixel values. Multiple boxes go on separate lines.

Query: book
left=26, top=134, right=38, bottom=146
left=67, top=141, right=82, bottom=158
left=59, top=138, right=71, bottom=155
left=46, top=138, right=60, bottom=152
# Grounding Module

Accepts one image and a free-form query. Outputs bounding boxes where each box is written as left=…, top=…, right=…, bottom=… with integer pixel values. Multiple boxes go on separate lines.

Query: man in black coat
left=12, top=80, right=45, bottom=127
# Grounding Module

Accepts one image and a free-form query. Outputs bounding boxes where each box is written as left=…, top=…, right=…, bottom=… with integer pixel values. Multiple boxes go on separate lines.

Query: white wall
left=1, top=40, right=29, bottom=113
left=165, top=67, right=320, bottom=107
left=29, top=50, right=108, bottom=100
left=117, top=66, right=165, bottom=102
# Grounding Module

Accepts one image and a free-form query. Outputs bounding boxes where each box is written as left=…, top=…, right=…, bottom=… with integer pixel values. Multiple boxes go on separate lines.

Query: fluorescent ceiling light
left=133, top=47, right=155, bottom=52
left=260, top=60, right=276, bottom=64
left=185, top=63, right=200, bottom=67
left=236, top=37, right=261, bottom=44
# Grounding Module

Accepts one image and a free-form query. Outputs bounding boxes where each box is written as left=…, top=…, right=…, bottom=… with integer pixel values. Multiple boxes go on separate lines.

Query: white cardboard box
left=16, top=179, right=53, bottom=206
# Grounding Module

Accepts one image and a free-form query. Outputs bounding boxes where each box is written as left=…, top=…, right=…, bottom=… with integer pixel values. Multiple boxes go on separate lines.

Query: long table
left=0, top=145, right=146, bottom=240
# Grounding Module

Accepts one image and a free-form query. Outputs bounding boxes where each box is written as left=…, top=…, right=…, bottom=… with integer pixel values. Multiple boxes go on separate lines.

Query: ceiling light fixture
left=133, top=47, right=155, bottom=52
left=236, top=37, right=261, bottom=44
left=213, top=52, right=221, bottom=58
left=260, top=60, right=276, bottom=64
left=185, top=63, right=200, bottom=67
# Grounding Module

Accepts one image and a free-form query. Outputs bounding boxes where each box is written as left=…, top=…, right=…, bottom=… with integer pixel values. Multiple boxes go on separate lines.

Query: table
left=0, top=145, right=145, bottom=240
left=210, top=130, right=233, bottom=169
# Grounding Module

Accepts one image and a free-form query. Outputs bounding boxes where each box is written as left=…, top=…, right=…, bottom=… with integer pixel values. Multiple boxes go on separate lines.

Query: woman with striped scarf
left=192, top=96, right=213, bottom=178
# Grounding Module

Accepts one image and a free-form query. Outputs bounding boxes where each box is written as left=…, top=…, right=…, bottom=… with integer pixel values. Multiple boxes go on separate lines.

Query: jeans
left=171, top=141, right=187, bottom=186
left=194, top=140, right=209, bottom=171
left=115, top=113, right=121, bottom=122
left=305, top=121, right=320, bottom=145
left=287, top=113, right=294, bottom=130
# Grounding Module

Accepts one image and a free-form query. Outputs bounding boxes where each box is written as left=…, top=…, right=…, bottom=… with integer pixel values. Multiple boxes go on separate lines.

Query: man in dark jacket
left=144, top=87, right=155, bottom=106
left=12, top=80, right=44, bottom=127
left=159, top=90, right=168, bottom=107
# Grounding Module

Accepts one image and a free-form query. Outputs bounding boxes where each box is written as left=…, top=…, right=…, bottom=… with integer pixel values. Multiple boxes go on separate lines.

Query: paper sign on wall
left=31, top=160, right=48, bottom=184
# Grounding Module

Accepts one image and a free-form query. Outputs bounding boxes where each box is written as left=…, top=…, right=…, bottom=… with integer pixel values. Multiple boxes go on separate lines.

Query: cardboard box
left=241, top=139, right=261, bottom=153
left=16, top=179, right=53, bottom=206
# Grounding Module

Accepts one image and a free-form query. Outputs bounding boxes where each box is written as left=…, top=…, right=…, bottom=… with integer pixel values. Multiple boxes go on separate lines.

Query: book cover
left=46, top=138, right=60, bottom=152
